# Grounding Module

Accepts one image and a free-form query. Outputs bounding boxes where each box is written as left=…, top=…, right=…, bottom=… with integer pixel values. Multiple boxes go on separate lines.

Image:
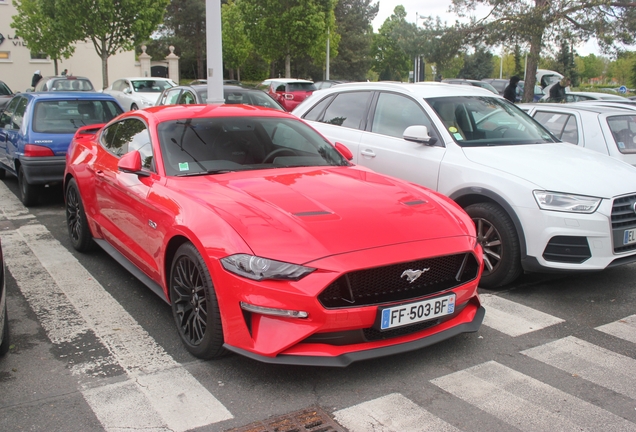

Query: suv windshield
left=427, top=96, right=556, bottom=147
left=158, top=116, right=348, bottom=176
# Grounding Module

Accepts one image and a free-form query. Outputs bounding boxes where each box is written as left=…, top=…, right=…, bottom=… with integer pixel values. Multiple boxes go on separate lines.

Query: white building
left=0, top=0, right=152, bottom=92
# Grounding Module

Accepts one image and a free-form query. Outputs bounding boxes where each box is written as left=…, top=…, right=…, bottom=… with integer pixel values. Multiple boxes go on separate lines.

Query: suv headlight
left=533, top=190, right=601, bottom=213
left=221, top=254, right=315, bottom=281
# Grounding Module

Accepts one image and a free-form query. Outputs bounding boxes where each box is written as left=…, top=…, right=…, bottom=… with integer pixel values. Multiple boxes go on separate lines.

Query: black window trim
left=99, top=116, right=155, bottom=172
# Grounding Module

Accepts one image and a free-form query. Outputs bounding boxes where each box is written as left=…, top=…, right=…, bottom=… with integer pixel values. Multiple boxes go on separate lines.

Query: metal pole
left=326, top=29, right=330, bottom=80
left=206, top=0, right=225, bottom=103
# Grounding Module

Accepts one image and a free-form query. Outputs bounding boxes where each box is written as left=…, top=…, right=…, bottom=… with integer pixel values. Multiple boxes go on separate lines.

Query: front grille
left=543, top=236, right=591, bottom=263
left=611, top=194, right=636, bottom=253
left=318, top=252, right=479, bottom=309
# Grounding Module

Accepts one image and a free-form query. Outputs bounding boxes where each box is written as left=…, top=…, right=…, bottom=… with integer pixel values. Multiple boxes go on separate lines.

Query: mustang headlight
left=533, top=190, right=601, bottom=214
left=220, top=254, right=315, bottom=281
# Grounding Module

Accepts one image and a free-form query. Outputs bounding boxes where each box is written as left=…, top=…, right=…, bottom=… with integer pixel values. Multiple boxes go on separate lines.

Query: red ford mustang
left=64, top=104, right=484, bottom=367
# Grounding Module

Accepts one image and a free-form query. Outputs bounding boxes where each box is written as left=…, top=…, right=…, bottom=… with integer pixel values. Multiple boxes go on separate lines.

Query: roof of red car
left=136, top=103, right=295, bottom=123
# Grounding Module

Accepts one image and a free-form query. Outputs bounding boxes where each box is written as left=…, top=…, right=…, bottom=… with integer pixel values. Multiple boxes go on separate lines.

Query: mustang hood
left=182, top=167, right=475, bottom=264
left=462, top=143, right=636, bottom=198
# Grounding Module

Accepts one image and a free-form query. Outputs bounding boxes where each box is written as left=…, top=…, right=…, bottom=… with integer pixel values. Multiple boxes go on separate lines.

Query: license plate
left=379, top=294, right=456, bottom=330
left=624, top=229, right=636, bottom=245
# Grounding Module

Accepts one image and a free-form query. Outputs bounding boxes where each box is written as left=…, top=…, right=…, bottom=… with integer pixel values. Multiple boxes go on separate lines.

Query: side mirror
left=118, top=150, right=150, bottom=177
left=334, top=142, right=353, bottom=160
left=123, top=88, right=132, bottom=94
left=403, top=125, right=438, bottom=146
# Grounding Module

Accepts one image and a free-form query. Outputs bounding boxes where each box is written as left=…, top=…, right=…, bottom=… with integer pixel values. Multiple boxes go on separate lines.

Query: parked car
left=481, top=78, right=509, bottom=95
left=482, top=78, right=544, bottom=102
left=314, top=80, right=350, bottom=90
left=540, top=91, right=630, bottom=103
left=63, top=104, right=484, bottom=366
left=0, top=92, right=123, bottom=205
left=292, top=81, right=636, bottom=288
left=34, top=76, right=95, bottom=92
left=536, top=69, right=564, bottom=89
left=103, top=77, right=176, bottom=111
left=157, top=84, right=285, bottom=111
left=517, top=80, right=544, bottom=102
left=189, top=79, right=242, bottom=86
left=0, top=81, right=15, bottom=110
left=0, top=237, right=8, bottom=357
left=257, top=78, right=316, bottom=111
left=442, top=79, right=499, bottom=94
left=521, top=103, right=636, bottom=166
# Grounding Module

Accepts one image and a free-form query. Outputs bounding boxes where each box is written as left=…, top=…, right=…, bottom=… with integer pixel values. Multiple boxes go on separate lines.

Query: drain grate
left=226, top=406, right=346, bottom=432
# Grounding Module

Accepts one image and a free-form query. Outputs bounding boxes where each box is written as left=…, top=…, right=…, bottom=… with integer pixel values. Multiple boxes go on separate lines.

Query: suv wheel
left=465, top=202, right=522, bottom=288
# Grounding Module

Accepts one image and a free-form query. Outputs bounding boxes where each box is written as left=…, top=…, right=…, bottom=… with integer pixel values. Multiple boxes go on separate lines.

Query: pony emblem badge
left=401, top=268, right=430, bottom=283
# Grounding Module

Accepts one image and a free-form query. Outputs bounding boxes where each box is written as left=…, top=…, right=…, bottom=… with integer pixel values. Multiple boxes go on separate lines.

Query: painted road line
left=431, top=361, right=635, bottom=431
left=0, top=183, right=233, bottom=431
left=333, top=393, right=461, bottom=432
left=522, top=336, right=636, bottom=400
left=0, top=182, right=35, bottom=221
left=480, top=293, right=564, bottom=337
left=595, top=315, right=636, bottom=344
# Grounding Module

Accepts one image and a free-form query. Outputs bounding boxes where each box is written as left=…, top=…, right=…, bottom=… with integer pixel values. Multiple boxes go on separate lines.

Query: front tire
left=0, top=308, right=9, bottom=356
left=465, top=202, right=522, bottom=288
left=18, top=165, right=38, bottom=206
left=170, top=243, right=225, bottom=359
left=0, top=167, right=6, bottom=179
left=66, top=178, right=95, bottom=252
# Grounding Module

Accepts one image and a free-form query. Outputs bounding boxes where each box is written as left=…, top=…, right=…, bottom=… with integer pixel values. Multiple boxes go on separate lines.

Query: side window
left=12, top=97, right=28, bottom=129
left=371, top=93, right=437, bottom=140
left=319, top=91, right=371, bottom=129
left=303, top=95, right=335, bottom=121
left=275, top=84, right=286, bottom=92
left=0, top=97, right=20, bottom=129
left=178, top=91, right=196, bottom=104
left=533, top=111, right=575, bottom=142
left=162, top=89, right=181, bottom=105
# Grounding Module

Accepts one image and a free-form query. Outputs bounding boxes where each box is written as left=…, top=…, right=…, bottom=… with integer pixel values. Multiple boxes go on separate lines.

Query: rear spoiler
left=74, top=123, right=106, bottom=139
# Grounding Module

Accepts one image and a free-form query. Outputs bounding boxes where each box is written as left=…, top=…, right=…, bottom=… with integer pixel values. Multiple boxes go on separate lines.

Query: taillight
left=24, top=144, right=55, bottom=157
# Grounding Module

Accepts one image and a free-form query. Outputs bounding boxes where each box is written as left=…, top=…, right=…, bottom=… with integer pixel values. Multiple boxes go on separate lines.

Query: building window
left=0, top=52, right=9, bottom=60
left=30, top=51, right=47, bottom=60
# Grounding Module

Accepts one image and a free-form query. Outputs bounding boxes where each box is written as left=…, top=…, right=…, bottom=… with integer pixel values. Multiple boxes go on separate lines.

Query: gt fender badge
left=401, top=268, right=430, bottom=283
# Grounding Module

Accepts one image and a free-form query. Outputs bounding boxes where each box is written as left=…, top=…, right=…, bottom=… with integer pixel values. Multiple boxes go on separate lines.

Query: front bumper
left=20, top=155, right=66, bottom=185
left=211, top=236, right=483, bottom=366
left=517, top=195, right=636, bottom=272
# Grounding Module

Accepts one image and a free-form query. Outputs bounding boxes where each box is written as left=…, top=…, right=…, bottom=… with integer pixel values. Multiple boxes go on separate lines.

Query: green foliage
left=222, top=0, right=251, bottom=74
left=240, top=0, right=339, bottom=78
left=578, top=54, right=606, bottom=82
left=161, top=0, right=206, bottom=80
left=11, top=0, right=80, bottom=71
left=330, top=0, right=378, bottom=80
left=370, top=6, right=412, bottom=81
left=458, top=47, right=493, bottom=79
left=57, top=0, right=169, bottom=88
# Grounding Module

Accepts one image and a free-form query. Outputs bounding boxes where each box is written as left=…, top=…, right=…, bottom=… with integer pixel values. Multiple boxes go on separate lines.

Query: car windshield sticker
left=449, top=127, right=458, bottom=133
left=178, top=162, right=189, bottom=171
left=618, top=141, right=626, bottom=149
left=453, top=133, right=464, bottom=140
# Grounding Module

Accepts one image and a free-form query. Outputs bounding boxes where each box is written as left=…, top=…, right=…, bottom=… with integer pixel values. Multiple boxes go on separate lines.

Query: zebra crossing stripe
left=431, top=361, right=635, bottom=431
left=595, top=315, right=636, bottom=343
left=0, top=181, right=233, bottom=431
left=333, top=393, right=461, bottom=432
left=522, top=336, right=636, bottom=400
left=479, top=293, right=564, bottom=336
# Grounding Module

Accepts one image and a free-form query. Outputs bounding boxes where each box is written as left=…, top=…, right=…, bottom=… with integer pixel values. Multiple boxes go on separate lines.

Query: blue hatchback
left=0, top=92, right=123, bottom=205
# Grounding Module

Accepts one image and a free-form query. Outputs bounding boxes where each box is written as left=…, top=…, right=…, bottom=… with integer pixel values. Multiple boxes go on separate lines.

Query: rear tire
left=65, top=178, right=95, bottom=252
left=0, top=167, right=6, bottom=180
left=18, top=165, right=38, bottom=207
left=465, top=202, right=522, bottom=288
left=0, top=308, right=9, bottom=356
left=170, top=242, right=225, bottom=359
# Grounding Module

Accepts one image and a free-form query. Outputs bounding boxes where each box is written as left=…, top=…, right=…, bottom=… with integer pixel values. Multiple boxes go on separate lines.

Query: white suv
left=293, top=82, right=636, bottom=287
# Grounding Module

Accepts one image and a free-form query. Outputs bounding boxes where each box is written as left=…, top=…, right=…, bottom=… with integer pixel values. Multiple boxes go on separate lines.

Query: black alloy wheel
left=465, top=202, right=522, bottom=288
left=65, top=178, right=94, bottom=252
left=170, top=242, right=225, bottom=359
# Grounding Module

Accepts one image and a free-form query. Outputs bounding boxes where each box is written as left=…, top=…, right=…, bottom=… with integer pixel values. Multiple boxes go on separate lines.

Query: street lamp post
left=206, top=0, right=225, bottom=104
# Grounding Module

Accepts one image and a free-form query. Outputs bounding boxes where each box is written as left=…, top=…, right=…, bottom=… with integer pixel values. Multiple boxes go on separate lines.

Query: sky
left=371, top=0, right=601, bottom=57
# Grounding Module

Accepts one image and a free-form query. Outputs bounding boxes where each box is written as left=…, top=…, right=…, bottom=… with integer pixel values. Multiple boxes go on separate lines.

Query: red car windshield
left=158, top=116, right=348, bottom=176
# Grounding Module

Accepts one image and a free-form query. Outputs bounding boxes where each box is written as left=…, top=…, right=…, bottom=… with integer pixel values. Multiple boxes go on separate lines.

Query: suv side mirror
left=403, top=125, right=438, bottom=146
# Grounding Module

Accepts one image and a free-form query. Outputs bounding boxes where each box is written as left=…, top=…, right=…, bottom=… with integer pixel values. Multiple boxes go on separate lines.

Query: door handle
left=360, top=149, right=376, bottom=158
left=95, top=170, right=104, bottom=177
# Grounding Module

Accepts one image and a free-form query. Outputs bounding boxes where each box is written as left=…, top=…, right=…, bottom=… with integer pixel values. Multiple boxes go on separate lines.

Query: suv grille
left=611, top=194, right=636, bottom=253
left=318, top=253, right=479, bottom=309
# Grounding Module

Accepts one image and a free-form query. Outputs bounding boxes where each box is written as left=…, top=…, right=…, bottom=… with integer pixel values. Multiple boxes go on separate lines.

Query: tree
left=222, top=0, right=251, bottom=81
left=12, top=0, right=80, bottom=75
left=555, top=38, right=579, bottom=86
left=59, top=0, right=169, bottom=89
left=371, top=6, right=412, bottom=81
left=240, top=0, right=339, bottom=78
left=579, top=54, right=606, bottom=82
left=161, top=0, right=206, bottom=80
left=458, top=47, right=493, bottom=79
left=331, top=0, right=379, bottom=80
left=449, top=0, right=636, bottom=101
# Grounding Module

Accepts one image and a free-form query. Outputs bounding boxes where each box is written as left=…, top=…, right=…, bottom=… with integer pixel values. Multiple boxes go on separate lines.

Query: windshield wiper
left=176, top=169, right=237, bottom=177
